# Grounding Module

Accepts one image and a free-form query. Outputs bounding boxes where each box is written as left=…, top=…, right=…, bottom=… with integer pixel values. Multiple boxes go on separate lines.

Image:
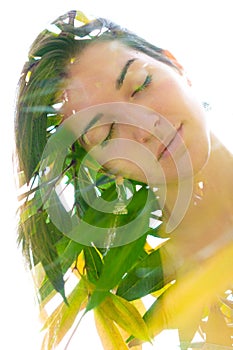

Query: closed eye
left=101, top=122, right=116, bottom=147
left=131, top=74, right=152, bottom=97
left=79, top=122, right=116, bottom=148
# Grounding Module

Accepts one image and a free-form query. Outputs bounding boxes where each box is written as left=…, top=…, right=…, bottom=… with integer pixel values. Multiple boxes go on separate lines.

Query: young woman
left=15, top=10, right=233, bottom=349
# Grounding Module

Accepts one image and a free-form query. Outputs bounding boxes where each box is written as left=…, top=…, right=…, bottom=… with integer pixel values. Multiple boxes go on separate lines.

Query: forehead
left=66, top=40, right=166, bottom=86
left=68, top=40, right=149, bottom=73
left=63, top=40, right=172, bottom=113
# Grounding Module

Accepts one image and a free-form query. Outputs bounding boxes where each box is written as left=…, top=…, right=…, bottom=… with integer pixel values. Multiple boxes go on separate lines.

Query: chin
left=158, top=143, right=210, bottom=185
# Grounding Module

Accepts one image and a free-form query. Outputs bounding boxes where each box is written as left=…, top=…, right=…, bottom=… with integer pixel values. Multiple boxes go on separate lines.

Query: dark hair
left=15, top=9, right=177, bottom=306
left=15, top=10, right=183, bottom=184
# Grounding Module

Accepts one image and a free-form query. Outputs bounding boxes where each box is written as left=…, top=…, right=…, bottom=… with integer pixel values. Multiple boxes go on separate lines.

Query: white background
left=1, top=0, right=233, bottom=349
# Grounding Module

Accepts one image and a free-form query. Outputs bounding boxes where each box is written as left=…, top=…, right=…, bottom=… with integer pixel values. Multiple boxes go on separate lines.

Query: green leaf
left=45, top=190, right=73, bottom=233
left=77, top=181, right=156, bottom=249
left=38, top=236, right=83, bottom=303
left=83, top=246, right=103, bottom=283
left=117, top=249, right=164, bottom=300
left=81, top=183, right=117, bottom=228
left=39, top=276, right=56, bottom=303
left=86, top=234, right=147, bottom=311
left=82, top=182, right=156, bottom=229
left=101, top=294, right=150, bottom=341
left=28, top=214, right=66, bottom=302
left=94, top=306, right=128, bottom=350
left=17, top=108, right=47, bottom=183
left=56, top=236, right=83, bottom=273
left=18, top=192, right=42, bottom=222
left=47, top=113, right=62, bottom=128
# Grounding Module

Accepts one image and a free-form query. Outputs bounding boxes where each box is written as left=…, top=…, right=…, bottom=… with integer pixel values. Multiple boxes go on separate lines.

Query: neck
left=158, top=133, right=233, bottom=278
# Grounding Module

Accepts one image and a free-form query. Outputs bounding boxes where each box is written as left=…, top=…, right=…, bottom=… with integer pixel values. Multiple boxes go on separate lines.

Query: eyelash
left=101, top=122, right=115, bottom=147
left=131, top=74, right=152, bottom=98
left=79, top=122, right=115, bottom=148
left=80, top=133, right=90, bottom=146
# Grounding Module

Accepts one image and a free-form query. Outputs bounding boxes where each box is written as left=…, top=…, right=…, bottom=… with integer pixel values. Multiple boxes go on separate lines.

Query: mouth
left=157, top=124, right=183, bottom=160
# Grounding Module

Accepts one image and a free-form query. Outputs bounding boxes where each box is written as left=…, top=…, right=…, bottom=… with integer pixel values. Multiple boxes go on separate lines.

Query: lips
left=157, top=124, right=183, bottom=160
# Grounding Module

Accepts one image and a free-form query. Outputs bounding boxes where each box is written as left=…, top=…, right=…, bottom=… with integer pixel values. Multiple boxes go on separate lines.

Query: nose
left=133, top=128, right=154, bottom=143
left=134, top=113, right=160, bottom=143
left=116, top=122, right=158, bottom=144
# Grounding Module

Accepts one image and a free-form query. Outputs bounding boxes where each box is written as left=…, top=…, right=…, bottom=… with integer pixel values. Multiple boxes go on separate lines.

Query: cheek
left=146, top=78, right=197, bottom=118
left=84, top=125, right=111, bottom=146
left=64, top=81, right=97, bottom=114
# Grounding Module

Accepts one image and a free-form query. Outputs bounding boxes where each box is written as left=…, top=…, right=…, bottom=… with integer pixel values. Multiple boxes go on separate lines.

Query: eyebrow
left=116, top=58, right=137, bottom=89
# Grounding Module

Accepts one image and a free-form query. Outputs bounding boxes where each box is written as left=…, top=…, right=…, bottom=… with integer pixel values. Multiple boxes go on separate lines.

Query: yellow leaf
left=72, top=250, right=85, bottom=277
left=101, top=294, right=150, bottom=342
left=204, top=303, right=232, bottom=345
left=94, top=306, right=128, bottom=350
left=75, top=11, right=90, bottom=24
left=151, top=280, right=174, bottom=299
left=112, top=299, right=145, bottom=349
left=131, top=298, right=146, bottom=316
left=115, top=323, right=143, bottom=350
left=39, top=288, right=58, bottom=319
left=42, top=278, right=88, bottom=348
left=143, top=241, right=233, bottom=341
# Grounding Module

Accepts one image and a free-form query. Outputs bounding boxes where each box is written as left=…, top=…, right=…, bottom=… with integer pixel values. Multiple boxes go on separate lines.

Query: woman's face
left=62, top=40, right=210, bottom=185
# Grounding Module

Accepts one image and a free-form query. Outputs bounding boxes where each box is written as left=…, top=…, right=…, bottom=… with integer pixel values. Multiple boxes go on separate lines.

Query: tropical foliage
left=17, top=133, right=165, bottom=348
left=17, top=134, right=233, bottom=349
left=15, top=10, right=233, bottom=350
